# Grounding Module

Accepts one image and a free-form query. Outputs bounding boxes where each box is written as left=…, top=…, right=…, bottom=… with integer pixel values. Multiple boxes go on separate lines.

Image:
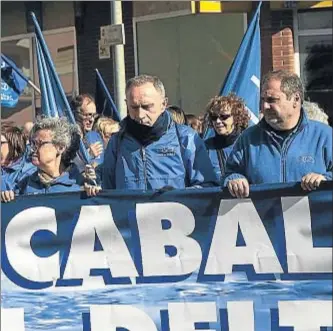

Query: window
left=296, top=9, right=332, bottom=121
left=1, top=28, right=79, bottom=125
left=32, top=27, right=79, bottom=117
left=1, top=35, right=35, bottom=125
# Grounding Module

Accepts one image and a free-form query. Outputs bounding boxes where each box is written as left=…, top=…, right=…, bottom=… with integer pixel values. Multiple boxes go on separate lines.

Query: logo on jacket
left=298, top=155, right=315, bottom=164
left=157, top=147, right=176, bottom=156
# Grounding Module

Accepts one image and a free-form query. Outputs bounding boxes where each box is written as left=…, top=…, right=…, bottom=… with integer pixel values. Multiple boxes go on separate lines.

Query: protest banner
left=1, top=182, right=332, bottom=330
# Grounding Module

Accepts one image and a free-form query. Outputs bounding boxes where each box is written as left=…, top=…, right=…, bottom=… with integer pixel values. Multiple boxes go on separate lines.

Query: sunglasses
left=1, top=140, right=8, bottom=145
left=82, top=113, right=98, bottom=119
left=30, top=140, right=54, bottom=151
left=210, top=114, right=232, bottom=122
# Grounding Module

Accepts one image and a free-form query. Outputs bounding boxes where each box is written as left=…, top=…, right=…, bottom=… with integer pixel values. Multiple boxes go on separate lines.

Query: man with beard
left=223, top=70, right=332, bottom=198
left=87, top=74, right=217, bottom=192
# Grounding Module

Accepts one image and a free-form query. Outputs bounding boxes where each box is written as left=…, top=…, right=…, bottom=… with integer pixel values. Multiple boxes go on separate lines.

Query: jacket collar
left=1, top=157, right=23, bottom=173
left=120, top=110, right=174, bottom=139
left=259, top=108, right=308, bottom=134
left=30, top=170, right=77, bottom=187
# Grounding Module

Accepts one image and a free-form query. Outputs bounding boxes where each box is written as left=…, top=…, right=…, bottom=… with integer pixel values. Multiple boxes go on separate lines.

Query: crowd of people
left=1, top=70, right=332, bottom=202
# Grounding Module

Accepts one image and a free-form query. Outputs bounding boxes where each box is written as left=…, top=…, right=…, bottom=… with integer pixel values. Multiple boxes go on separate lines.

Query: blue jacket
left=1, top=155, right=36, bottom=191
left=223, top=111, right=333, bottom=185
left=205, top=133, right=240, bottom=183
left=102, top=116, right=218, bottom=190
left=15, top=168, right=82, bottom=195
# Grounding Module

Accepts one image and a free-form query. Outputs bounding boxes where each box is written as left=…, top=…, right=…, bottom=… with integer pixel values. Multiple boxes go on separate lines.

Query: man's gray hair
left=126, top=74, right=166, bottom=97
left=262, top=70, right=304, bottom=103
left=30, top=117, right=81, bottom=166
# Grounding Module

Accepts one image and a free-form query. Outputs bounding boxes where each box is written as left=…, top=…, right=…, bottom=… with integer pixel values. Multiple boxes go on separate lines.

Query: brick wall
left=123, top=1, right=135, bottom=81
left=259, top=2, right=295, bottom=76
left=76, top=1, right=134, bottom=96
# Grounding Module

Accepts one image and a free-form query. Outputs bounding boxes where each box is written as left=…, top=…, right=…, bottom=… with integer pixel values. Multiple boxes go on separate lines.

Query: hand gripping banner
left=1, top=182, right=332, bottom=331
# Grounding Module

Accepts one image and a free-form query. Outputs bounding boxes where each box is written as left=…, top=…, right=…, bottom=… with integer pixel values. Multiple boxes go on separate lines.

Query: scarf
left=125, top=111, right=169, bottom=146
left=38, top=170, right=57, bottom=186
left=213, top=129, right=240, bottom=150
left=37, top=164, right=67, bottom=186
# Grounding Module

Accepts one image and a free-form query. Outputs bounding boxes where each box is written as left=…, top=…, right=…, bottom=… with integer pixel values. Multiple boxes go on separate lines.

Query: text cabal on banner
left=1, top=182, right=332, bottom=330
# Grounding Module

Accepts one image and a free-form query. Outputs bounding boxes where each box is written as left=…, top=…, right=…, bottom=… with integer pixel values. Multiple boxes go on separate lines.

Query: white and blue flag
left=219, top=1, right=262, bottom=125
left=1, top=54, right=28, bottom=108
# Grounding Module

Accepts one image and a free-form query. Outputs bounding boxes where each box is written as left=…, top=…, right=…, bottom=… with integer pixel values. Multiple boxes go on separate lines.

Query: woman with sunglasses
left=204, top=93, right=250, bottom=182
left=1, top=117, right=84, bottom=202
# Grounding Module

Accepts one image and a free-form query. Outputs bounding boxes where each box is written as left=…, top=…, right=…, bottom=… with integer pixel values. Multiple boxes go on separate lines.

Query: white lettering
left=227, top=301, right=254, bottom=331
left=282, top=196, right=332, bottom=273
left=1, top=308, right=25, bottom=331
left=5, top=207, right=59, bottom=283
left=63, top=205, right=138, bottom=286
left=136, top=202, right=202, bottom=276
left=89, top=304, right=157, bottom=331
left=205, top=199, right=283, bottom=275
left=168, top=302, right=217, bottom=331
left=278, top=300, right=332, bottom=330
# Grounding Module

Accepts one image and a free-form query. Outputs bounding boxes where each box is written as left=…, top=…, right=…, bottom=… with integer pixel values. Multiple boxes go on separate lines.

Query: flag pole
left=95, top=68, right=121, bottom=122
left=30, top=11, right=91, bottom=164
left=27, top=80, right=41, bottom=95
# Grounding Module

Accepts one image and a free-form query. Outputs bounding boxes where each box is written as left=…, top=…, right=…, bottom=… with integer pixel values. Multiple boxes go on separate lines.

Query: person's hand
left=1, top=190, right=15, bottom=203
left=227, top=178, right=250, bottom=198
left=301, top=173, right=326, bottom=191
left=84, top=183, right=102, bottom=197
left=88, top=142, right=103, bottom=158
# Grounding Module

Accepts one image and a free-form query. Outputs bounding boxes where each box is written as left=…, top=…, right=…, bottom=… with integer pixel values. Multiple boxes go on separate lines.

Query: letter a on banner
left=205, top=199, right=283, bottom=275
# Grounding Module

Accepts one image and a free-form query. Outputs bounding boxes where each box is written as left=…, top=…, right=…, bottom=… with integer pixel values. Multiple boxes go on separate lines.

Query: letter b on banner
left=136, top=202, right=202, bottom=276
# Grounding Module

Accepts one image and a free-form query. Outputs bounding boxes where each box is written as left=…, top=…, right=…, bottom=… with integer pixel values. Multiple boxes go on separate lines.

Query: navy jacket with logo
left=102, top=114, right=218, bottom=190
left=223, top=111, right=333, bottom=185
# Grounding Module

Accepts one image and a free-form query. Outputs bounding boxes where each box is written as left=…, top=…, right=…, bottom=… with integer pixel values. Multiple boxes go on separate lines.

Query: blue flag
left=35, top=39, right=63, bottom=118
left=95, top=68, right=121, bottom=122
left=31, top=12, right=90, bottom=164
left=1, top=54, right=28, bottom=108
left=219, top=2, right=262, bottom=125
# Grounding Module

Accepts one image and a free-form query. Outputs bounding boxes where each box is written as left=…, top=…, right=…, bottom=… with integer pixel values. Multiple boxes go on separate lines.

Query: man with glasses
left=204, top=93, right=250, bottom=182
left=223, top=70, right=333, bottom=198
left=71, top=93, right=104, bottom=168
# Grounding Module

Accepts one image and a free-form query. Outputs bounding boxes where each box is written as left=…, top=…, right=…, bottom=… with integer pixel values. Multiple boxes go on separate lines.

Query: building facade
left=1, top=1, right=332, bottom=125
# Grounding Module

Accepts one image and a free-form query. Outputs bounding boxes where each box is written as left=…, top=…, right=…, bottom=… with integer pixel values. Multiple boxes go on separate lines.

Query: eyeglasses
left=1, top=140, right=8, bottom=145
left=210, top=114, right=232, bottom=122
left=82, top=113, right=98, bottom=119
left=30, top=140, right=54, bottom=151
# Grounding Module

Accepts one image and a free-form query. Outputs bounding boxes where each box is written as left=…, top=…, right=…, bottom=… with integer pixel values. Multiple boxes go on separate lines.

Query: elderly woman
left=1, top=117, right=83, bottom=202
left=204, top=93, right=250, bottom=182
left=1, top=124, right=36, bottom=190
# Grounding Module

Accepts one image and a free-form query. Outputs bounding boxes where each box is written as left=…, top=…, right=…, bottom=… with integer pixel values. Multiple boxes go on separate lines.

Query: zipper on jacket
left=216, top=149, right=226, bottom=177
left=140, top=147, right=148, bottom=191
left=280, top=133, right=297, bottom=182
